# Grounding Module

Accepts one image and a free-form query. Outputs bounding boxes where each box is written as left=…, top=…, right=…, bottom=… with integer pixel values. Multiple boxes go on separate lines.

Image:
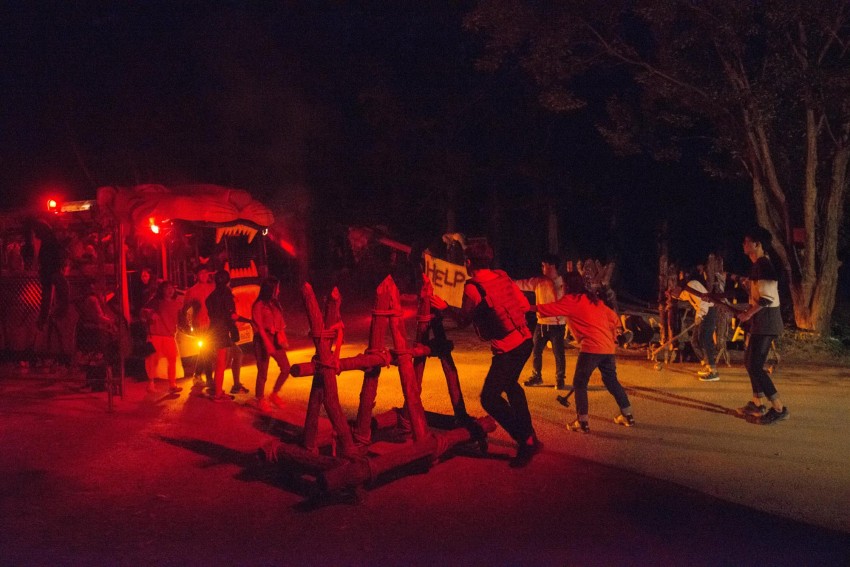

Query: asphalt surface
left=1, top=302, right=849, bottom=566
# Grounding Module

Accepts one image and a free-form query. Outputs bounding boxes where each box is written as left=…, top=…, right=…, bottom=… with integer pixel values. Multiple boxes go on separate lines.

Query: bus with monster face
left=0, top=184, right=275, bottom=369
left=97, top=184, right=274, bottom=356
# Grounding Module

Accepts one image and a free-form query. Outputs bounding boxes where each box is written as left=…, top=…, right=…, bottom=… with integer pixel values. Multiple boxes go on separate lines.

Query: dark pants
left=38, top=272, right=68, bottom=327
left=572, top=352, right=631, bottom=418
left=745, top=334, right=778, bottom=399
left=228, top=345, right=244, bottom=386
left=480, top=339, right=534, bottom=444
left=690, top=307, right=717, bottom=366
left=530, top=323, right=566, bottom=384
left=194, top=335, right=214, bottom=385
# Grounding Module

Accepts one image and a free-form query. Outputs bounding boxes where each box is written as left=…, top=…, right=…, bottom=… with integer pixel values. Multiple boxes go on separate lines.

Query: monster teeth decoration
left=215, top=224, right=259, bottom=244
left=223, top=260, right=259, bottom=280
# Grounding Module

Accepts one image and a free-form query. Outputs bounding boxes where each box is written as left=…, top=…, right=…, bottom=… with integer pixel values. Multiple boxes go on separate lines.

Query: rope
left=365, top=347, right=392, bottom=367
left=309, top=322, right=345, bottom=374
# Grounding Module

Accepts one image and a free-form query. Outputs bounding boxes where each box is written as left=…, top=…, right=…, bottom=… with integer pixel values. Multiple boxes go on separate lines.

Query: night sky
left=1, top=2, right=759, bottom=298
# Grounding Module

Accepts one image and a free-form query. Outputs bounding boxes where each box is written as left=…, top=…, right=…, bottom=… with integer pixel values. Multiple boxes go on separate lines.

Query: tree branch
left=581, top=19, right=713, bottom=101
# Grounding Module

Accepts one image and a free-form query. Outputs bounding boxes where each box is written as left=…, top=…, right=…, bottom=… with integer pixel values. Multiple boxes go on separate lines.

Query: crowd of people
left=130, top=264, right=292, bottom=409
left=427, top=227, right=788, bottom=466
left=16, top=216, right=789, bottom=470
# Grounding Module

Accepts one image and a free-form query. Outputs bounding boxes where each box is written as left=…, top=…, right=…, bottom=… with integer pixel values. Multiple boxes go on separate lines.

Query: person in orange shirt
left=533, top=277, right=635, bottom=433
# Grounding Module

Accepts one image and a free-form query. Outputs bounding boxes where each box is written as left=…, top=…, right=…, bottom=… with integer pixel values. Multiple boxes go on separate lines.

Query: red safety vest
left=470, top=271, right=530, bottom=341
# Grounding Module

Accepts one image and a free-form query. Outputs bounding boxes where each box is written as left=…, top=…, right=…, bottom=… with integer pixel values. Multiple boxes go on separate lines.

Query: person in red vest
left=430, top=241, right=540, bottom=468
left=533, top=276, right=635, bottom=434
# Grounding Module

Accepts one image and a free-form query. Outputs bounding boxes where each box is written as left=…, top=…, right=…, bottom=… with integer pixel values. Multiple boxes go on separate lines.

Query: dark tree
left=466, top=0, right=850, bottom=333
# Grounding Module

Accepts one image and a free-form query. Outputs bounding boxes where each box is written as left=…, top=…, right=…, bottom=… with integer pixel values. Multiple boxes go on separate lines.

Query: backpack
left=469, top=271, right=530, bottom=341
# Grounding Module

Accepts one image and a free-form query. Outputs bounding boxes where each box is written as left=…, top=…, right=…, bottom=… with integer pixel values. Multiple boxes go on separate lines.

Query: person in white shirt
left=514, top=253, right=567, bottom=390
left=677, top=276, right=719, bottom=381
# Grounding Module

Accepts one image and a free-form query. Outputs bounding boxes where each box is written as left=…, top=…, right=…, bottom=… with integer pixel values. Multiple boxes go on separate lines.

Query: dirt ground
left=1, top=298, right=849, bottom=566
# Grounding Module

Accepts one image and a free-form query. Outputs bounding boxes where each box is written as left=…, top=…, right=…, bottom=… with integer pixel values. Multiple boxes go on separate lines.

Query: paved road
left=1, top=311, right=849, bottom=566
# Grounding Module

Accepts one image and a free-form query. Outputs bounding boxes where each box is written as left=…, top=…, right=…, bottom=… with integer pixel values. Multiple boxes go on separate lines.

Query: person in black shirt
left=205, top=269, right=241, bottom=402
left=737, top=227, right=788, bottom=424
left=27, top=219, right=65, bottom=329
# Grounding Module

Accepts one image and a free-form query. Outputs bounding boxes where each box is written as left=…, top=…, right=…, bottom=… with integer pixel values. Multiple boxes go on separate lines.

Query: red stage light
left=277, top=238, right=297, bottom=257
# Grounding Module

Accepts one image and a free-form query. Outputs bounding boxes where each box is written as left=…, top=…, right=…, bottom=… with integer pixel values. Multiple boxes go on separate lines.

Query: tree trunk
left=809, top=145, right=849, bottom=332
left=547, top=198, right=559, bottom=255
left=750, top=141, right=848, bottom=334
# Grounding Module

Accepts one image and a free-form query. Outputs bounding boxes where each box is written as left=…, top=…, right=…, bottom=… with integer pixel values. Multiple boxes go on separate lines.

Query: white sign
left=424, top=253, right=468, bottom=308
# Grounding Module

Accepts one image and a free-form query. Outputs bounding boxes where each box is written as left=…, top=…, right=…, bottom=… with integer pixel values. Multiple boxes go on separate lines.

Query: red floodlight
left=46, top=199, right=58, bottom=212
left=149, top=217, right=160, bottom=235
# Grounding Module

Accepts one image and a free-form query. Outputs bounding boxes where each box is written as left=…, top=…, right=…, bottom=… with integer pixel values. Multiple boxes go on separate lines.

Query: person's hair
left=540, top=253, right=559, bottom=267
left=214, top=269, right=230, bottom=287
left=743, top=226, right=773, bottom=248
left=464, top=241, right=494, bottom=271
left=258, top=276, right=280, bottom=302
left=564, top=271, right=586, bottom=294
left=195, top=264, right=211, bottom=275
left=155, top=280, right=173, bottom=300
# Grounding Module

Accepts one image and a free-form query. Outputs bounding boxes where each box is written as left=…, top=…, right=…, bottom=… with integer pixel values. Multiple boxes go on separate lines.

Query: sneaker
left=737, top=401, right=767, bottom=417
left=523, top=376, right=545, bottom=387
left=211, top=393, right=234, bottom=403
left=759, top=407, right=789, bottom=425
left=614, top=414, right=635, bottom=427
left=555, top=382, right=568, bottom=391
left=230, top=384, right=250, bottom=395
left=269, top=392, right=285, bottom=408
left=698, top=372, right=720, bottom=382
left=697, top=368, right=713, bottom=376
left=568, top=419, right=590, bottom=433
left=168, top=385, right=183, bottom=394
left=257, top=398, right=272, bottom=412
left=509, top=438, right=543, bottom=468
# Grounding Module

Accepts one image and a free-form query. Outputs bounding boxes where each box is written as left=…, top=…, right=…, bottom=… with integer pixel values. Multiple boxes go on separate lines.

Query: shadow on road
left=626, top=385, right=757, bottom=421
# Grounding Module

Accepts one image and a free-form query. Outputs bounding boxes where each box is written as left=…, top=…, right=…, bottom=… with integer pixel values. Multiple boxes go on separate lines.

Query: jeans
left=572, top=352, right=631, bottom=418
left=254, top=337, right=291, bottom=399
left=480, top=339, right=534, bottom=444
left=690, top=307, right=717, bottom=367
left=213, top=345, right=244, bottom=396
left=530, top=323, right=566, bottom=383
left=745, top=334, right=778, bottom=399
